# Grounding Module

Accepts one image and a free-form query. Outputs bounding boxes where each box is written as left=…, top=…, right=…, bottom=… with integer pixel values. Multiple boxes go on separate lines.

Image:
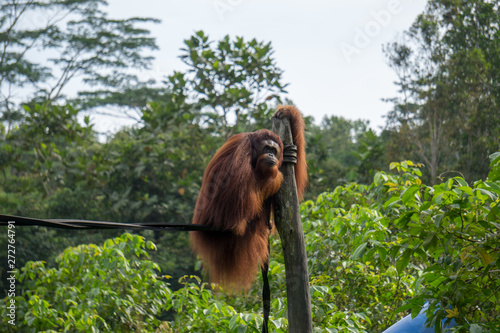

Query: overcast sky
left=103, top=0, right=428, bottom=132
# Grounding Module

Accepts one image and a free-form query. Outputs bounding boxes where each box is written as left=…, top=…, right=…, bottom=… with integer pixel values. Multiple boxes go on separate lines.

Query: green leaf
left=378, top=247, right=387, bottom=261
left=384, top=196, right=401, bottom=209
left=394, top=302, right=414, bottom=314
left=470, top=324, right=484, bottom=333
left=477, top=247, right=493, bottom=266
left=458, top=186, right=473, bottom=196
left=433, top=214, right=444, bottom=228
left=476, top=188, right=496, bottom=201
left=423, top=233, right=437, bottom=251
left=351, top=243, right=368, bottom=260
left=229, top=315, right=238, bottom=331
left=395, top=211, right=414, bottom=228
left=483, top=181, right=500, bottom=196
left=402, top=185, right=420, bottom=204
left=396, top=249, right=412, bottom=274
left=489, top=152, right=500, bottom=164
left=454, top=177, right=468, bottom=187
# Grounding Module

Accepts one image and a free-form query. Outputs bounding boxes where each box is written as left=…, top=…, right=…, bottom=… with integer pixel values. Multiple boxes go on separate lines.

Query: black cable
left=0, top=214, right=214, bottom=232
left=261, top=240, right=271, bottom=333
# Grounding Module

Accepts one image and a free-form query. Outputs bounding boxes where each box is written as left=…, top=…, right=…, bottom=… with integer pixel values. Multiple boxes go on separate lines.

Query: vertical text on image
left=6, top=221, right=17, bottom=326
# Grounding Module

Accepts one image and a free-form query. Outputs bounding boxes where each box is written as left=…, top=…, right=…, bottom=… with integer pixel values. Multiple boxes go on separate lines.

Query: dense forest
left=0, top=0, right=499, bottom=332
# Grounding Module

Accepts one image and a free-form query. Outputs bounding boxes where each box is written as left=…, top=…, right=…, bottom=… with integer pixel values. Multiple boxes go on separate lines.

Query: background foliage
left=0, top=0, right=499, bottom=332
left=1, top=156, right=498, bottom=332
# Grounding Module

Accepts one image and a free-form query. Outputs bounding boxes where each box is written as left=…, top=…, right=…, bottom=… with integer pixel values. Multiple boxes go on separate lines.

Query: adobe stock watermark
left=5, top=221, right=17, bottom=326
left=213, top=0, right=243, bottom=21
left=339, top=0, right=404, bottom=63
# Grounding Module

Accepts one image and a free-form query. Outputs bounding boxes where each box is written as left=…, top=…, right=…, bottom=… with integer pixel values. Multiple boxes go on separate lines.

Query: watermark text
left=6, top=221, right=17, bottom=326
left=340, top=0, right=404, bottom=63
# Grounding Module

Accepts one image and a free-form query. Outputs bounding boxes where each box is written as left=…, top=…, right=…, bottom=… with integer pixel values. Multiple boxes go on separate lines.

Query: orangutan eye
left=263, top=146, right=277, bottom=155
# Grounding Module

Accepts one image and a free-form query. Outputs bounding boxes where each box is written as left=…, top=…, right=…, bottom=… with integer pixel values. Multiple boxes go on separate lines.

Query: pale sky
left=102, top=0, right=428, bottom=133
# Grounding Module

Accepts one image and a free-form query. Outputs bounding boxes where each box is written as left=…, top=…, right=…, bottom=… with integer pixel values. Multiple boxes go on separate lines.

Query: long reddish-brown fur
left=190, top=106, right=307, bottom=290
left=279, top=105, right=308, bottom=200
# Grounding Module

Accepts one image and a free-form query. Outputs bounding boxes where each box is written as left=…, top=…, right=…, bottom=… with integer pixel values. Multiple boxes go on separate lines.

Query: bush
left=0, top=233, right=172, bottom=332
left=3, top=153, right=499, bottom=332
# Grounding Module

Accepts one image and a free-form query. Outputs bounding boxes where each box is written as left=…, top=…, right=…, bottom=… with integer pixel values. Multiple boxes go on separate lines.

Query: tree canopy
left=384, top=0, right=500, bottom=183
left=0, top=0, right=499, bottom=332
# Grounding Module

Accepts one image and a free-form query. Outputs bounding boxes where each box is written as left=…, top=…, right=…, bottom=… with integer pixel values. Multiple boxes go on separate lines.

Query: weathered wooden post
left=272, top=115, right=313, bottom=333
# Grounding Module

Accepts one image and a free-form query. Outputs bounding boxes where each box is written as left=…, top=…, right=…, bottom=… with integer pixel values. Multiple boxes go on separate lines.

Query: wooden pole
left=272, top=115, right=313, bottom=333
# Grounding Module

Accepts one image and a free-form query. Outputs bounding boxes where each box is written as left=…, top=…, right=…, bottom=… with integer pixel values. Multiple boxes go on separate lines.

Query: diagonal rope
left=0, top=214, right=215, bottom=232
